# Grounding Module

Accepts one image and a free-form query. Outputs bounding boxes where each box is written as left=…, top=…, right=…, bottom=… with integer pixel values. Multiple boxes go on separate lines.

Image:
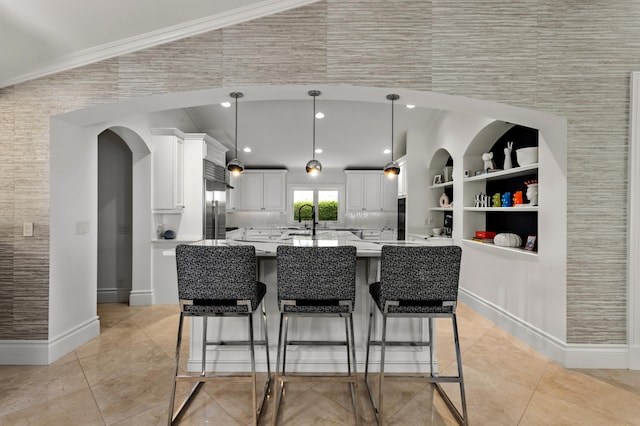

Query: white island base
left=182, top=233, right=453, bottom=374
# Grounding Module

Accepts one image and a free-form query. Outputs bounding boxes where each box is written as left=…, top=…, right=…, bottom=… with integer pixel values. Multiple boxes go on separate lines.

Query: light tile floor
left=1, top=303, right=640, bottom=425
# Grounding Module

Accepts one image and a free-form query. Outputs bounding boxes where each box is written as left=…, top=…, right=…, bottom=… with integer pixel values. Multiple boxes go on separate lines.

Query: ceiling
left=183, top=97, right=436, bottom=170
left=0, top=0, right=317, bottom=88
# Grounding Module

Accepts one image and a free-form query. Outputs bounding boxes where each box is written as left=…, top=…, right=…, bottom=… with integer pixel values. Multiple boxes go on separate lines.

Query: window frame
left=288, top=184, right=345, bottom=226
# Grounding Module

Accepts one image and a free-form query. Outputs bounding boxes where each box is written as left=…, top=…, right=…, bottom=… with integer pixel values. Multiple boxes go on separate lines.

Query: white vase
left=526, top=183, right=538, bottom=206
left=443, top=166, right=453, bottom=182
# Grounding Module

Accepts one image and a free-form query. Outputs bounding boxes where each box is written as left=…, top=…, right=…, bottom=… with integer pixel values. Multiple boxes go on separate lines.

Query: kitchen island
left=171, top=231, right=453, bottom=374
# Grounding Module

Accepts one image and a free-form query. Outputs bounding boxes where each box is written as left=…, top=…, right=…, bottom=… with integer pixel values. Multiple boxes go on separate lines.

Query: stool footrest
left=204, top=339, right=268, bottom=346
left=368, top=340, right=431, bottom=347
left=285, top=340, right=348, bottom=346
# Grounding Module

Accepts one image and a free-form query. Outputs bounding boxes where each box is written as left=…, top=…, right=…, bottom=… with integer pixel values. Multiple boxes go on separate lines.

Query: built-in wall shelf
left=464, top=163, right=538, bottom=182
left=464, top=206, right=538, bottom=212
left=462, top=238, right=539, bottom=257
left=429, top=207, right=454, bottom=211
left=429, top=181, right=454, bottom=190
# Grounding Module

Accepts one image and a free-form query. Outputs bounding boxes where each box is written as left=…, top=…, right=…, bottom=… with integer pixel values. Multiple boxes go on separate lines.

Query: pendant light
left=226, top=92, right=244, bottom=175
left=383, top=94, right=401, bottom=177
left=305, top=90, right=322, bottom=176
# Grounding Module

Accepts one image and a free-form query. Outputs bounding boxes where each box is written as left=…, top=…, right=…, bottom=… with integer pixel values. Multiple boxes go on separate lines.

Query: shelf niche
left=428, top=148, right=454, bottom=232
left=463, top=122, right=539, bottom=253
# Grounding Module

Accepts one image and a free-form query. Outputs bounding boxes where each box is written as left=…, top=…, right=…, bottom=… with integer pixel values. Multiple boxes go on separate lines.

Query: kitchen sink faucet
left=297, top=204, right=317, bottom=237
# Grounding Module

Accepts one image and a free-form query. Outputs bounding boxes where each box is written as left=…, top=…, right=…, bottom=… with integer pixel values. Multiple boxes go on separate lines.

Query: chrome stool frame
left=168, top=245, right=271, bottom=426
left=364, top=245, right=467, bottom=425
left=272, top=245, right=359, bottom=425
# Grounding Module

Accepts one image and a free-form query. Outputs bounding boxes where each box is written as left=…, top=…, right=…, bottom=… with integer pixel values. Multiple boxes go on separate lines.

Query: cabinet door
left=241, top=173, right=264, bottom=211
left=346, top=173, right=365, bottom=211
left=398, top=159, right=407, bottom=197
left=153, top=135, right=184, bottom=211
left=364, top=174, right=382, bottom=210
left=174, top=138, right=184, bottom=208
left=228, top=173, right=243, bottom=211
left=381, top=174, right=398, bottom=211
left=262, top=172, right=286, bottom=211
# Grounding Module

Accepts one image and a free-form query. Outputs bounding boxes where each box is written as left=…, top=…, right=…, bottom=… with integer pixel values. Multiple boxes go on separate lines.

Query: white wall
left=49, top=119, right=100, bottom=362
left=417, top=108, right=568, bottom=362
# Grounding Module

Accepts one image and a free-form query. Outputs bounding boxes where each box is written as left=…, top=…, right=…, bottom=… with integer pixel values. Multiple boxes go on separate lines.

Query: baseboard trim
left=97, top=287, right=131, bottom=304
left=629, top=345, right=640, bottom=369
left=564, top=344, right=628, bottom=369
left=460, top=288, right=636, bottom=369
left=0, top=316, right=99, bottom=365
left=129, top=289, right=153, bottom=306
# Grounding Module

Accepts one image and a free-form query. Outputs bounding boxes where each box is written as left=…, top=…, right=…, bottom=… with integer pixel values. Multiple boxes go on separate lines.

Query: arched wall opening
left=48, top=84, right=567, bottom=365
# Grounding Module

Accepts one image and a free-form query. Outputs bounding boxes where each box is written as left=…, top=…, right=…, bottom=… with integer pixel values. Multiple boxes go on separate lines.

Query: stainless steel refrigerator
left=203, top=160, right=227, bottom=239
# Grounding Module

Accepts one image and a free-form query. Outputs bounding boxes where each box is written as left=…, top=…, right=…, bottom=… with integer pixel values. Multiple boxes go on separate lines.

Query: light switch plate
left=23, top=222, right=34, bottom=237
left=76, top=221, right=90, bottom=234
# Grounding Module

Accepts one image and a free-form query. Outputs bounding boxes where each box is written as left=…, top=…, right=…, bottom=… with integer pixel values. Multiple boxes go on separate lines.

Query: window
left=291, top=186, right=343, bottom=224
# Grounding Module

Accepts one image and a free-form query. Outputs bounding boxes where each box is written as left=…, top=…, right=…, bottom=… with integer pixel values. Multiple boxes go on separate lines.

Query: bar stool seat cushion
left=282, top=300, right=351, bottom=314
left=369, top=282, right=453, bottom=314
left=183, top=283, right=267, bottom=314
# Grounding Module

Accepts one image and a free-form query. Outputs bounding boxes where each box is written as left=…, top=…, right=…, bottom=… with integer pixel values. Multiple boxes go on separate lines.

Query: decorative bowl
left=516, top=147, right=538, bottom=166
left=432, top=227, right=443, bottom=236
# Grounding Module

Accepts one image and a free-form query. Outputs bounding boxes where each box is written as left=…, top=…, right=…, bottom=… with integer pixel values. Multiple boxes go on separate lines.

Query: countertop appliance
left=203, top=160, right=227, bottom=240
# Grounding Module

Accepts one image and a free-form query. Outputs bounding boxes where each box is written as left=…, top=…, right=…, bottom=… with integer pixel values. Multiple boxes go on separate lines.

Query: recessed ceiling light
left=406, top=104, right=416, bottom=109
left=315, top=148, right=323, bottom=154
left=383, top=149, right=391, bottom=154
left=243, top=147, right=252, bottom=153
left=315, top=112, right=325, bottom=119
left=221, top=101, right=231, bottom=108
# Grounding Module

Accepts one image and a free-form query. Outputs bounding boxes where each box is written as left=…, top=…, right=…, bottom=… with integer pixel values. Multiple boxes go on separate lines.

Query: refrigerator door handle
left=213, top=201, right=219, bottom=240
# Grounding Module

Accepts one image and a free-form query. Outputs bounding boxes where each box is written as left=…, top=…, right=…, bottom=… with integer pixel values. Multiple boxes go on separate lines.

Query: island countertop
left=171, top=230, right=436, bottom=257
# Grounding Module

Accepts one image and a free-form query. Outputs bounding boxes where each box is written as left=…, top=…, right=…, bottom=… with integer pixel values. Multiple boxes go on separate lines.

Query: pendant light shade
left=383, top=94, right=400, bottom=177
left=226, top=92, right=244, bottom=175
left=306, top=90, right=322, bottom=176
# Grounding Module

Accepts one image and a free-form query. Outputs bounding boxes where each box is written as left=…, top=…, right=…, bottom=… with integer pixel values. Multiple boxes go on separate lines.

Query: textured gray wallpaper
left=0, top=0, right=637, bottom=344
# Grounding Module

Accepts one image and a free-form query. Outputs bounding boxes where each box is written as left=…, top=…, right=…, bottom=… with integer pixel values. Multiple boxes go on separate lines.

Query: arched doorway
left=97, top=129, right=132, bottom=303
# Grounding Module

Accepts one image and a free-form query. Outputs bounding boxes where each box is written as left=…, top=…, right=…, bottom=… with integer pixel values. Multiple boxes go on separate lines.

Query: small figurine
left=513, top=191, right=523, bottom=205
left=501, top=192, right=512, bottom=207
left=492, top=193, right=501, bottom=207
left=504, top=141, right=513, bottom=170
left=482, top=152, right=496, bottom=171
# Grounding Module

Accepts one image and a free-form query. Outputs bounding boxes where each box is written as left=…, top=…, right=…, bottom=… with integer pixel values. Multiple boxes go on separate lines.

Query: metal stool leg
left=167, top=312, right=184, bottom=425
left=272, top=312, right=286, bottom=425
left=348, top=313, right=359, bottom=425
left=378, top=312, right=388, bottom=425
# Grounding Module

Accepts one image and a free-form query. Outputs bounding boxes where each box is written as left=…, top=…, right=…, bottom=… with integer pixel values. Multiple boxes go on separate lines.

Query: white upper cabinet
left=228, top=169, right=287, bottom=212
left=151, top=128, right=185, bottom=212
left=397, top=156, right=407, bottom=198
left=345, top=170, right=398, bottom=211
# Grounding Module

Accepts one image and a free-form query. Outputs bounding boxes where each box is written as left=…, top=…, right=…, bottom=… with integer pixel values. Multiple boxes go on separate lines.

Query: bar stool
left=272, top=245, right=358, bottom=425
left=168, top=244, right=271, bottom=426
left=364, top=245, right=467, bottom=425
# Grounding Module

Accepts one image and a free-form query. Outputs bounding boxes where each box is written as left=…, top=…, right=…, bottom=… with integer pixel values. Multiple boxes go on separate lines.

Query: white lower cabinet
left=228, top=169, right=287, bottom=212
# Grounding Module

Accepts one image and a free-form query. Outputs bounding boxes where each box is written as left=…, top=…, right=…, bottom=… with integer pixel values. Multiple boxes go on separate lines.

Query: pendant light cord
left=312, top=94, right=316, bottom=160
left=234, top=95, right=239, bottom=159
left=391, top=96, right=394, bottom=162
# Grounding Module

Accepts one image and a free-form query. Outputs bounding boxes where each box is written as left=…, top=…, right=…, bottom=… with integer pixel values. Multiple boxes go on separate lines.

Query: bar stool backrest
left=276, top=245, right=357, bottom=303
left=379, top=245, right=462, bottom=305
left=175, top=244, right=257, bottom=302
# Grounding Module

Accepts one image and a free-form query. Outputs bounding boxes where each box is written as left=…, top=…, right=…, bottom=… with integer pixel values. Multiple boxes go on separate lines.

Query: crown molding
left=0, top=0, right=319, bottom=89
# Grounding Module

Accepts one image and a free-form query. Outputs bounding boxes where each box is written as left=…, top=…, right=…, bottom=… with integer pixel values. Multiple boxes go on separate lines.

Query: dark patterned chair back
left=379, top=245, right=462, bottom=305
left=176, top=244, right=257, bottom=301
left=276, top=245, right=357, bottom=303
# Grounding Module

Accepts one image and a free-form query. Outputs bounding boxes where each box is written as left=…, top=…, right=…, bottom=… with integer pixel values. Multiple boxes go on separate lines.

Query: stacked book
left=472, top=231, right=496, bottom=243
